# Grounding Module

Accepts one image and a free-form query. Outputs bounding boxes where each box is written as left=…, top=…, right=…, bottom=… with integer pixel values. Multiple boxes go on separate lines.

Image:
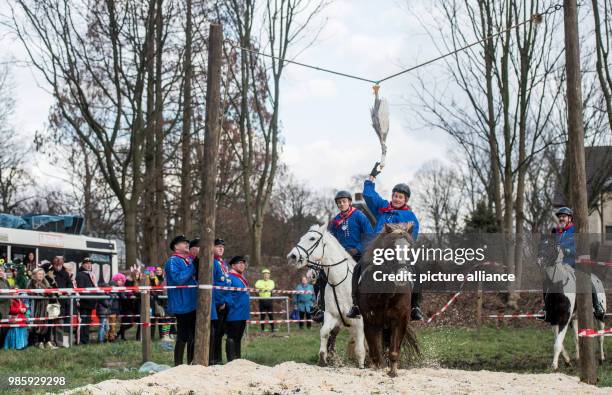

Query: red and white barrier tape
left=0, top=321, right=176, bottom=328
left=250, top=310, right=286, bottom=315
left=578, top=258, right=612, bottom=268
left=248, top=319, right=312, bottom=324
left=425, top=292, right=461, bottom=324
left=0, top=284, right=313, bottom=295
left=578, top=328, right=612, bottom=337
left=486, top=313, right=544, bottom=320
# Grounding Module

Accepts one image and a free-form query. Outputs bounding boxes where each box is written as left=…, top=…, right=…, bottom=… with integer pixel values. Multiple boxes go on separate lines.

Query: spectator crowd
left=0, top=255, right=172, bottom=350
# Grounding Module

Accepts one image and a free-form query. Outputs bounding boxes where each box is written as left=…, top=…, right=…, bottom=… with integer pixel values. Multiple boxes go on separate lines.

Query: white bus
left=0, top=227, right=119, bottom=284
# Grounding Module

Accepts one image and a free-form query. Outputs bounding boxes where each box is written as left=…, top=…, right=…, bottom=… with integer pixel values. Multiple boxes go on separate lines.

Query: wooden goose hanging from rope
left=371, top=84, right=389, bottom=169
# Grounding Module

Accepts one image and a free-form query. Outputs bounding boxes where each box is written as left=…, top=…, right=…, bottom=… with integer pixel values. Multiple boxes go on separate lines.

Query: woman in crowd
left=3, top=294, right=28, bottom=350
left=106, top=272, right=126, bottom=342
left=24, top=252, right=37, bottom=274
left=96, top=281, right=111, bottom=343
left=28, top=268, right=57, bottom=349
left=294, top=276, right=315, bottom=329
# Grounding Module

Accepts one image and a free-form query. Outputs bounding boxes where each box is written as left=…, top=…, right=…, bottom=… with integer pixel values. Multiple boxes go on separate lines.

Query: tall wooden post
left=193, top=23, right=223, bottom=366
left=141, top=275, right=151, bottom=362
left=563, top=0, right=597, bottom=383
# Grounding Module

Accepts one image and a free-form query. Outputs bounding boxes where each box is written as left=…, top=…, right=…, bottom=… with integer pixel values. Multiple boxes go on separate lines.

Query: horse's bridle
left=294, top=229, right=351, bottom=286
left=294, top=228, right=352, bottom=327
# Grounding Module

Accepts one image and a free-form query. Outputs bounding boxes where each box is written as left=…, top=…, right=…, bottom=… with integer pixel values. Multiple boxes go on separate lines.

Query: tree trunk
left=124, top=202, right=139, bottom=269
left=179, top=0, right=193, bottom=236
left=154, top=0, right=166, bottom=265
left=564, top=0, right=597, bottom=384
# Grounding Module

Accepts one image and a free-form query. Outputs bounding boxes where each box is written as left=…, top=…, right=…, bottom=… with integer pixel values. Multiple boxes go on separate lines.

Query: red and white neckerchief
left=555, top=222, right=574, bottom=234
left=171, top=253, right=191, bottom=265
left=215, top=255, right=228, bottom=273
left=378, top=203, right=411, bottom=213
left=333, top=207, right=356, bottom=228
left=229, top=270, right=249, bottom=287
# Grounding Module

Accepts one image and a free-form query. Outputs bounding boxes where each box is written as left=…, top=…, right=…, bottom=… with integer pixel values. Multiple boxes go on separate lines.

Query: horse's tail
left=401, top=321, right=420, bottom=358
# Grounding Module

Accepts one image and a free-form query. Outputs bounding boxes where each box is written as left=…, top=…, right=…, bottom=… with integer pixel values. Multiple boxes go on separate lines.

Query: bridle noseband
left=294, top=229, right=350, bottom=283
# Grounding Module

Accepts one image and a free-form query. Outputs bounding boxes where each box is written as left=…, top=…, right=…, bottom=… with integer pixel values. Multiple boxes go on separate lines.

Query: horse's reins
left=295, top=229, right=352, bottom=327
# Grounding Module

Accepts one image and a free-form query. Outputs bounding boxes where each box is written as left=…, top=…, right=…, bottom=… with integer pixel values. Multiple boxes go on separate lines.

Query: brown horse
left=358, top=223, right=419, bottom=377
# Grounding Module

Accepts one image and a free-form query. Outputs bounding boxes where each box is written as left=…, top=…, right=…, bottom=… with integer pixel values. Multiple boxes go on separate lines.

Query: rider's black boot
left=347, top=305, right=361, bottom=319
left=410, top=291, right=424, bottom=321
left=313, top=309, right=325, bottom=323
left=593, top=292, right=605, bottom=321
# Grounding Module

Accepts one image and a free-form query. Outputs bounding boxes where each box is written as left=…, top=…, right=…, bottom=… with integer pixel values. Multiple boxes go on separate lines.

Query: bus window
left=38, top=247, right=66, bottom=264
left=64, top=250, right=88, bottom=265
left=11, top=246, right=36, bottom=265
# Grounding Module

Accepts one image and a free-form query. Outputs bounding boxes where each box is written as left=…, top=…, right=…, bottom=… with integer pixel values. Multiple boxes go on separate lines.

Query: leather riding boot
left=235, top=339, right=242, bottom=359
left=226, top=338, right=237, bottom=362
left=347, top=262, right=362, bottom=318
left=313, top=309, right=325, bottom=323
left=174, top=340, right=186, bottom=366
left=593, top=292, right=605, bottom=321
left=410, top=291, right=424, bottom=321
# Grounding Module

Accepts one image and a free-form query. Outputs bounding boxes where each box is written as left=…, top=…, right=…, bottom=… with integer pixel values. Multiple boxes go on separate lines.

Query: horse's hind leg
left=364, top=324, right=383, bottom=369
left=387, top=320, right=406, bottom=378
left=572, top=318, right=579, bottom=361
left=598, top=319, right=605, bottom=364
left=552, top=324, right=570, bottom=370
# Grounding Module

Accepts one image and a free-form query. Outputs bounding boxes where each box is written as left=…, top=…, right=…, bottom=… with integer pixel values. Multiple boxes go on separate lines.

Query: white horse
left=287, top=223, right=366, bottom=368
left=541, top=248, right=606, bottom=370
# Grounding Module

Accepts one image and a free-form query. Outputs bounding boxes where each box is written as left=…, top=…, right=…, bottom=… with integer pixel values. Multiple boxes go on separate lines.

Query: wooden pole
left=193, top=23, right=223, bottom=366
left=476, top=281, right=483, bottom=336
left=141, top=275, right=151, bottom=363
left=563, top=0, right=597, bottom=384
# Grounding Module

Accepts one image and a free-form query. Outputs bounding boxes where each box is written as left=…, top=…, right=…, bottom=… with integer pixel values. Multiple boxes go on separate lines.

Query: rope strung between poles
left=224, top=3, right=564, bottom=86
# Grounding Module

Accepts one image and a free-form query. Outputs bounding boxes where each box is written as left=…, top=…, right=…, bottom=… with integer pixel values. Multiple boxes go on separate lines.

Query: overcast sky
left=2, top=0, right=454, bottom=200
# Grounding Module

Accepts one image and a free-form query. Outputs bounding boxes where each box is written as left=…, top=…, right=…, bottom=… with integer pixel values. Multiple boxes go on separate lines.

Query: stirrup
left=411, top=307, right=424, bottom=321
left=346, top=305, right=361, bottom=318
left=536, top=309, right=546, bottom=321
left=313, top=310, right=325, bottom=323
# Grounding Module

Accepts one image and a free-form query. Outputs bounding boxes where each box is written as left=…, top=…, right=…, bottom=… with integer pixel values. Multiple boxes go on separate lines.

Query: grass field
left=1, top=324, right=611, bottom=393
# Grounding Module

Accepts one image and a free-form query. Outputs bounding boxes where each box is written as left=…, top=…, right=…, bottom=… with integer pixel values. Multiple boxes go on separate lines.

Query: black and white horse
left=540, top=242, right=606, bottom=370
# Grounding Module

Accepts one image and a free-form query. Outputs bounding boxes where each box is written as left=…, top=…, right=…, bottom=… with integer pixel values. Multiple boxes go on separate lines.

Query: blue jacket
left=211, top=257, right=232, bottom=320
left=329, top=208, right=373, bottom=254
left=293, top=283, right=315, bottom=313
left=553, top=224, right=576, bottom=267
left=226, top=271, right=250, bottom=321
left=165, top=254, right=197, bottom=315
left=363, top=180, right=419, bottom=240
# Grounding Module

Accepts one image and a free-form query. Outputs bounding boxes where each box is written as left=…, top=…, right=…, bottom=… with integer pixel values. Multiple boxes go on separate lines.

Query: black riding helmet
left=555, top=207, right=573, bottom=218
left=334, top=190, right=352, bottom=203
left=392, top=183, right=411, bottom=199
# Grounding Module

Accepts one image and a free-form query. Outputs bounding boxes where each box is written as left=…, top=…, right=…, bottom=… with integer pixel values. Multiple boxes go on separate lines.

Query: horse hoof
left=388, top=369, right=397, bottom=378
left=318, top=352, right=327, bottom=367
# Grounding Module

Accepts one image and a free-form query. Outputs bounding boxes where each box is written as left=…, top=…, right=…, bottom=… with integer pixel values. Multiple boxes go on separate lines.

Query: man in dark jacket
left=42, top=256, right=73, bottom=347
left=75, top=257, right=97, bottom=344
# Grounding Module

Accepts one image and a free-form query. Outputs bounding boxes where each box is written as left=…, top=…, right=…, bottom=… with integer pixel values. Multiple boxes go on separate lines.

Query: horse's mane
left=321, top=224, right=356, bottom=267
left=362, top=223, right=414, bottom=266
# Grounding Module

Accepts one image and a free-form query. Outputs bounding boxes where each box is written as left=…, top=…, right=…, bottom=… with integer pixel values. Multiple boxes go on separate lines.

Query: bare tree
left=0, top=66, right=30, bottom=213
left=221, top=0, right=327, bottom=266
left=591, top=0, right=612, bottom=128
left=412, top=160, right=465, bottom=238
left=8, top=1, right=184, bottom=266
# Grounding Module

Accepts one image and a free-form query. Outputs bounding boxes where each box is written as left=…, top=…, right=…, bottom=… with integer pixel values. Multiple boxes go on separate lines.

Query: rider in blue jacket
left=312, top=190, right=373, bottom=323
left=165, top=234, right=197, bottom=365
left=552, top=207, right=576, bottom=267
left=539, top=207, right=604, bottom=321
left=347, top=162, right=423, bottom=320
left=225, top=256, right=250, bottom=361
